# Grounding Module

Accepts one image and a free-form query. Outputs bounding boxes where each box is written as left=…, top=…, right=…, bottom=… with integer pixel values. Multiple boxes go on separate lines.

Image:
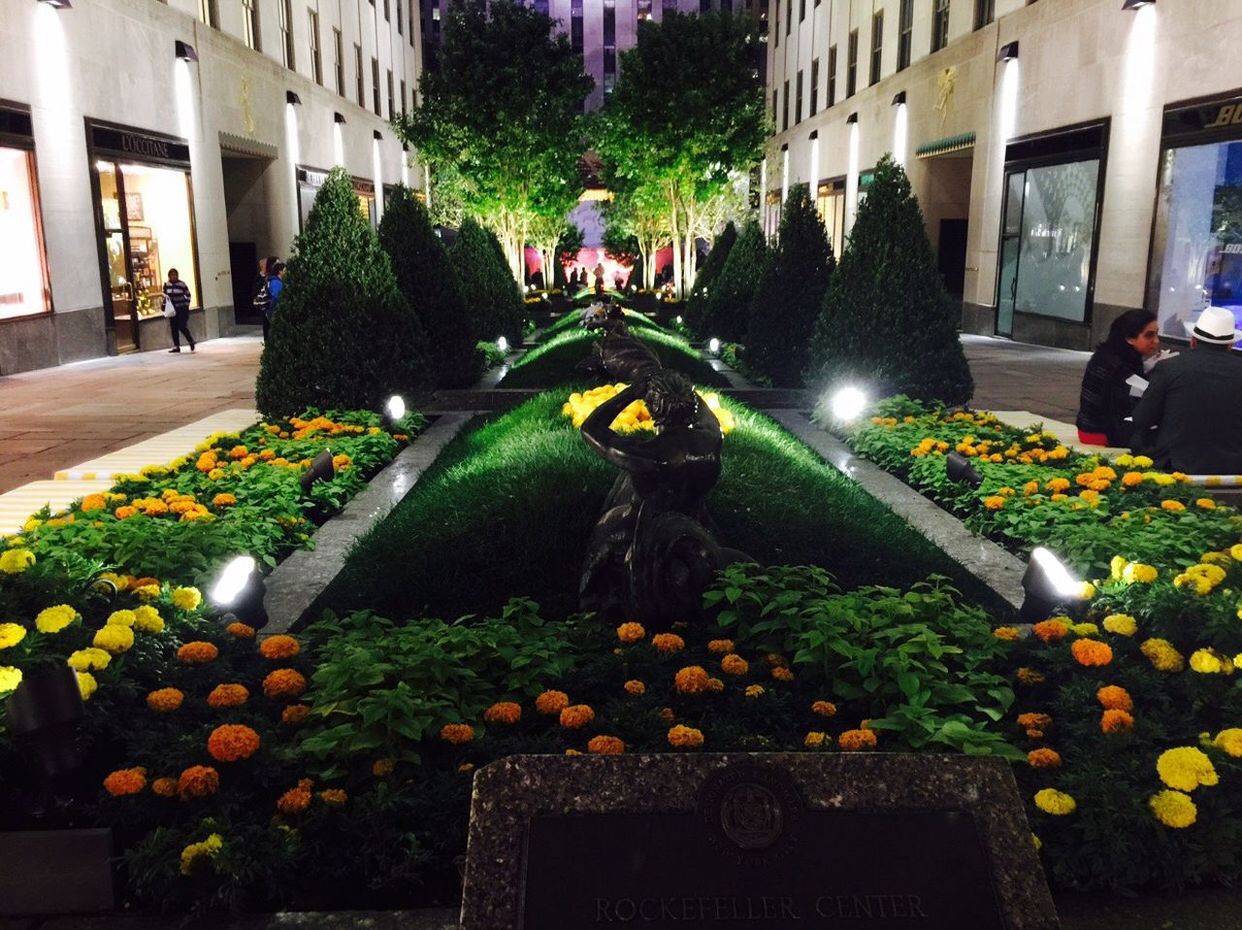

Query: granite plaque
left=461, top=754, right=1058, bottom=930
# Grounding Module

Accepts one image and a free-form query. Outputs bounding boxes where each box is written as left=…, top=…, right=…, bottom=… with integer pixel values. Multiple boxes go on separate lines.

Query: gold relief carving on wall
left=934, top=67, right=957, bottom=128
left=240, top=77, right=257, bottom=136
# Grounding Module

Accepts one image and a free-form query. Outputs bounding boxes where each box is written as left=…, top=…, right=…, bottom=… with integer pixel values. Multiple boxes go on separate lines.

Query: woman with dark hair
left=1076, top=309, right=1160, bottom=446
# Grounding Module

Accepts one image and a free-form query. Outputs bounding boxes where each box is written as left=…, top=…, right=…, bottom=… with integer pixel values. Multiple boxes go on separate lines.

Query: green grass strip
left=501, top=326, right=726, bottom=389
left=538, top=308, right=675, bottom=343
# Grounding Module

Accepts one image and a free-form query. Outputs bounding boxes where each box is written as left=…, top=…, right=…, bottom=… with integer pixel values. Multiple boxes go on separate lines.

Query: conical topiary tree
left=700, top=220, right=768, bottom=344
left=450, top=216, right=525, bottom=346
left=256, top=168, right=428, bottom=417
left=808, top=155, right=973, bottom=404
left=379, top=186, right=481, bottom=388
left=744, top=186, right=835, bottom=387
left=686, top=221, right=737, bottom=333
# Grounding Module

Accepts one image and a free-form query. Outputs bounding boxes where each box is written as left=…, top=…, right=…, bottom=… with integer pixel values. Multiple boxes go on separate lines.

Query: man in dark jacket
left=1131, top=307, right=1242, bottom=474
left=163, top=268, right=195, bottom=353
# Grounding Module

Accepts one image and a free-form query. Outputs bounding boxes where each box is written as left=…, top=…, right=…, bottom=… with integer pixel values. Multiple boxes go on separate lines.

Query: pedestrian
left=1075, top=309, right=1159, bottom=447
left=254, top=255, right=277, bottom=342
left=267, top=261, right=286, bottom=321
left=1131, top=306, right=1242, bottom=473
left=163, top=268, right=195, bottom=353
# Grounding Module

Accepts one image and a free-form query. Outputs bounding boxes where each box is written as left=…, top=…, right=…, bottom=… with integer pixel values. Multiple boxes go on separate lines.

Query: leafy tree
left=450, top=216, right=525, bottom=346
left=554, top=223, right=585, bottom=289
left=594, top=11, right=766, bottom=298
left=601, top=180, right=671, bottom=291
left=379, top=186, right=481, bottom=388
left=700, top=220, right=767, bottom=343
left=256, top=168, right=428, bottom=416
left=399, top=0, right=593, bottom=283
left=686, top=221, right=736, bottom=331
left=745, top=186, right=834, bottom=387
left=809, top=156, right=973, bottom=404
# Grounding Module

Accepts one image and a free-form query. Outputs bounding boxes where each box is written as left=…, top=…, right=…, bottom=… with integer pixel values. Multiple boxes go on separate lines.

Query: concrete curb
left=261, top=413, right=475, bottom=633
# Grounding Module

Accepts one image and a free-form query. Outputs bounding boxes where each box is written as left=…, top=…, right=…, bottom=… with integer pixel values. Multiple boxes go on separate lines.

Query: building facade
left=765, top=0, right=1242, bottom=350
left=0, top=0, right=421, bottom=375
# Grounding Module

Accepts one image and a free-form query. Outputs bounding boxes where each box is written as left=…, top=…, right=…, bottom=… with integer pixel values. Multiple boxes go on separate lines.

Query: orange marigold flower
left=1032, top=620, right=1069, bottom=643
left=1071, top=638, right=1113, bottom=667
left=658, top=707, right=675, bottom=722
left=707, top=677, right=724, bottom=692
left=151, top=776, right=178, bottom=798
left=616, top=622, right=646, bottom=643
left=839, top=729, right=878, bottom=751
left=707, top=639, right=735, bottom=655
left=177, top=641, right=219, bottom=665
left=587, top=735, right=626, bottom=754
left=263, top=668, right=308, bottom=700
left=177, top=765, right=220, bottom=800
left=206, top=724, right=261, bottom=762
left=81, top=494, right=107, bottom=513
left=207, top=683, right=250, bottom=708
left=1016, top=667, right=1046, bottom=686
left=212, top=493, right=237, bottom=507
left=624, top=679, right=646, bottom=696
left=667, top=724, right=704, bottom=749
left=1101, top=708, right=1135, bottom=733
left=319, top=788, right=348, bottom=806
left=281, top=704, right=311, bottom=726
left=535, top=690, right=569, bottom=714
left=720, top=654, right=749, bottom=676
left=811, top=700, right=837, bottom=717
left=993, top=626, right=1020, bottom=641
left=766, top=653, right=788, bottom=667
left=114, top=506, right=139, bottom=519
left=651, top=633, right=686, bottom=655
left=483, top=701, right=522, bottom=725
left=560, top=704, right=595, bottom=729
left=146, top=687, right=184, bottom=712
left=440, top=723, right=475, bottom=744
left=276, top=779, right=313, bottom=815
left=259, top=634, right=301, bottom=660
left=372, top=758, right=395, bottom=777
left=804, top=731, right=827, bottom=748
left=771, top=666, right=795, bottom=682
left=1096, top=685, right=1134, bottom=712
left=674, top=665, right=711, bottom=694
left=103, top=766, right=147, bottom=796
left=226, top=622, right=256, bottom=639
left=1028, top=748, right=1062, bottom=768
left=1017, top=712, right=1053, bottom=731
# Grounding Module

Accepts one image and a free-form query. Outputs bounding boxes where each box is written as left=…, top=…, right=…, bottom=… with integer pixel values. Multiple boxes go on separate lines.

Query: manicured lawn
left=499, top=326, right=727, bottom=388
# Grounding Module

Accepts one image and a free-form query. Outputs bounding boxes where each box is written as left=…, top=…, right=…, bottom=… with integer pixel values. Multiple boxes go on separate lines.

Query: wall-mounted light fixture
left=892, top=91, right=907, bottom=106
left=38, top=0, right=73, bottom=8
left=808, top=130, right=818, bottom=140
left=780, top=142, right=789, bottom=151
left=846, top=112, right=859, bottom=124
left=997, top=41, right=1019, bottom=62
left=174, top=40, right=198, bottom=62
left=1122, top=0, right=1154, bottom=9
left=286, top=90, right=302, bottom=106
left=373, top=129, right=383, bottom=141
left=334, top=111, right=347, bottom=124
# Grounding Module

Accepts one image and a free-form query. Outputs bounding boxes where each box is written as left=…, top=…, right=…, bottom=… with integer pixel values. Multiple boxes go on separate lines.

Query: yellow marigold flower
left=1157, top=747, right=1219, bottom=792
left=993, top=626, right=1020, bottom=641
left=1101, top=709, right=1134, bottom=732
left=1123, top=562, right=1158, bottom=584
left=259, top=634, right=301, bottom=660
left=67, top=647, right=110, bottom=672
left=146, top=687, right=184, bottom=712
left=35, top=604, right=79, bottom=634
left=811, top=700, right=837, bottom=717
left=1079, top=582, right=1097, bottom=600
left=1028, top=748, right=1061, bottom=768
left=1071, top=623, right=1099, bottom=636
left=839, top=729, right=878, bottom=752
left=587, top=735, right=625, bottom=755
left=1161, top=499, right=1186, bottom=512
left=440, top=723, right=475, bottom=744
left=0, top=623, right=27, bottom=650
left=1033, top=788, right=1076, bottom=816
left=1102, top=614, right=1137, bottom=636
left=1213, top=729, right=1242, bottom=758
left=1097, top=685, right=1133, bottom=711
left=651, top=633, right=685, bottom=654
left=667, top=724, right=704, bottom=749
left=1196, top=498, right=1217, bottom=510
left=720, top=654, right=748, bottom=676
left=1023, top=480, right=1040, bottom=496
left=1150, top=789, right=1196, bottom=828
left=804, top=731, right=827, bottom=748
left=76, top=671, right=97, bottom=700
left=171, top=587, right=202, bottom=611
left=1050, top=493, right=1068, bottom=502
left=1045, top=477, right=1071, bottom=493
left=0, top=549, right=36, bottom=574
left=1189, top=649, right=1226, bottom=674
left=1078, top=489, right=1102, bottom=506
left=535, top=690, right=570, bottom=714
left=982, top=496, right=1005, bottom=511
left=771, top=666, right=795, bottom=682
left=105, top=609, right=136, bottom=628
left=707, top=639, right=734, bottom=654
left=372, top=758, right=395, bottom=777
left=93, top=623, right=134, bottom=654
left=0, top=665, right=21, bottom=693
left=1071, top=639, right=1113, bottom=667
left=133, top=583, right=161, bottom=600
left=207, top=724, right=261, bottom=762
left=1140, top=638, right=1185, bottom=672
left=483, top=701, right=522, bottom=724
left=560, top=704, right=595, bottom=728
left=624, top=679, right=645, bottom=696
left=179, top=833, right=225, bottom=876
left=207, top=683, right=250, bottom=708
left=745, top=684, right=765, bottom=698
left=616, top=622, right=646, bottom=643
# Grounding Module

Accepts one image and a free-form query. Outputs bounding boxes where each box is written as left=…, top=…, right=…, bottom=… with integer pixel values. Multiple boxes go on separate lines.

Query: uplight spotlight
left=708, top=338, right=720, bottom=354
left=829, top=386, right=868, bottom=423
left=384, top=394, right=406, bottom=425
left=497, top=335, right=509, bottom=353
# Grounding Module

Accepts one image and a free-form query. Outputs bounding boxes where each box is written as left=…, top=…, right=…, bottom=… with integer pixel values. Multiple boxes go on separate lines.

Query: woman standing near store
left=1076, top=309, right=1159, bottom=446
left=163, top=268, right=195, bottom=353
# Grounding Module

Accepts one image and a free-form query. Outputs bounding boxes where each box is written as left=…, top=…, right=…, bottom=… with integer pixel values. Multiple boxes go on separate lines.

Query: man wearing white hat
left=1130, top=306, right=1242, bottom=474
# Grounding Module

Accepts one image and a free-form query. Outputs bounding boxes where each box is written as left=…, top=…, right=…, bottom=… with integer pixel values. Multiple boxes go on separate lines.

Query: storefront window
left=764, top=192, right=781, bottom=241
left=1151, top=140, right=1242, bottom=340
left=816, top=178, right=845, bottom=256
left=0, top=145, right=49, bottom=319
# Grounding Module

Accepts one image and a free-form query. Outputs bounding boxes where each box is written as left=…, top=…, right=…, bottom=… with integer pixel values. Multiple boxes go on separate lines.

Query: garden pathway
left=961, top=334, right=1088, bottom=421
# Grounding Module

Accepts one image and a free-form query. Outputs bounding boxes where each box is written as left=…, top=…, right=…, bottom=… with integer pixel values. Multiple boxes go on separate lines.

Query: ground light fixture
left=174, top=40, right=198, bottom=62
left=708, top=338, right=721, bottom=354
left=675, top=316, right=684, bottom=325
left=828, top=386, right=868, bottom=423
left=945, top=451, right=983, bottom=487
left=209, top=555, right=269, bottom=629
left=384, top=394, right=406, bottom=425
left=998, top=41, right=1020, bottom=62
left=5, top=666, right=86, bottom=779
left=497, top=335, right=509, bottom=353
left=1019, top=546, right=1085, bottom=623
left=299, top=448, right=336, bottom=494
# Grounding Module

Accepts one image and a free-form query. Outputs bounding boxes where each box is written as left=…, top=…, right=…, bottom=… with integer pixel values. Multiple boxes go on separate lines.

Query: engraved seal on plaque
left=698, top=762, right=804, bottom=865
left=720, top=781, right=784, bottom=850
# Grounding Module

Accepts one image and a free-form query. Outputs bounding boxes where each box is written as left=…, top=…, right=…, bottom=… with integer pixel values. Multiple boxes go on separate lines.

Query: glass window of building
left=199, top=0, right=219, bottom=29
left=773, top=0, right=779, bottom=45
left=401, top=79, right=407, bottom=117
left=897, top=0, right=912, bottom=69
left=798, top=0, right=805, bottom=24
left=795, top=71, right=803, bottom=124
left=772, top=89, right=778, bottom=123
left=398, top=0, right=403, bottom=33
left=243, top=0, right=260, bottom=50
left=785, top=0, right=792, bottom=36
left=846, top=30, right=857, bottom=98
left=572, top=0, right=584, bottom=53
left=869, top=11, right=883, bottom=86
left=334, top=29, right=344, bottom=96
left=309, top=11, right=322, bottom=85
left=931, top=0, right=950, bottom=53
left=782, top=80, right=789, bottom=132
left=387, top=70, right=395, bottom=118
left=372, top=58, right=381, bottom=116
left=1149, top=98, right=1242, bottom=341
left=974, top=0, right=994, bottom=30
left=827, top=44, right=836, bottom=107
left=995, top=124, right=1107, bottom=337
left=604, top=0, right=616, bottom=44
left=410, top=1, right=417, bottom=46
left=0, top=112, right=50, bottom=321
left=816, top=178, right=845, bottom=257
left=810, top=57, right=819, bottom=117
left=279, top=0, right=295, bottom=70
left=638, top=0, right=652, bottom=21
left=355, top=44, right=365, bottom=107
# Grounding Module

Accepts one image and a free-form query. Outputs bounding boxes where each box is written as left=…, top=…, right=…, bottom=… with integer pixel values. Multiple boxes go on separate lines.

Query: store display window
left=816, top=177, right=845, bottom=257
left=0, top=107, right=50, bottom=320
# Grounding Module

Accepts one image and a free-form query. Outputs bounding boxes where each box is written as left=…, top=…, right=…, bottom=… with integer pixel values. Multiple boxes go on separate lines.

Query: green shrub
left=809, top=155, right=972, bottom=404
left=686, top=222, right=737, bottom=332
left=700, top=220, right=767, bottom=343
left=379, top=187, right=481, bottom=388
left=256, top=168, right=429, bottom=417
left=450, top=216, right=525, bottom=347
left=745, top=186, right=834, bottom=387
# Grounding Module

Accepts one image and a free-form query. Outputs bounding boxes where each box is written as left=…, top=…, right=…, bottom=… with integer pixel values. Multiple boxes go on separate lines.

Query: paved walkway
left=0, top=337, right=261, bottom=494
left=962, top=334, right=1088, bottom=422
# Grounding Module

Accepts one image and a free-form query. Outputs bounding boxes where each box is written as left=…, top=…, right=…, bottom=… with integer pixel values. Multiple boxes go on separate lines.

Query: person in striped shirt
left=163, top=268, right=196, bottom=353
